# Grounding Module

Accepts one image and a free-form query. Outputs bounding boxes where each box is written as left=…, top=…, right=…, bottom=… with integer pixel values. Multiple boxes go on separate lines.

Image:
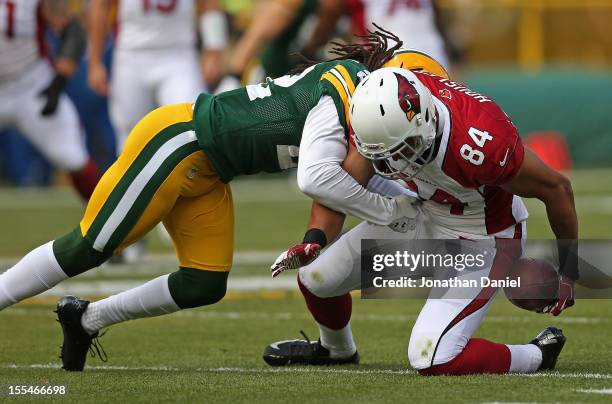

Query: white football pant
left=0, top=61, right=87, bottom=171
left=299, top=210, right=526, bottom=369
left=109, top=47, right=204, bottom=153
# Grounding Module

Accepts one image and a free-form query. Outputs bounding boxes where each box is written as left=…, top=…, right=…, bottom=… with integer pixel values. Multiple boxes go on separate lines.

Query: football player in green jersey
left=0, top=27, right=417, bottom=371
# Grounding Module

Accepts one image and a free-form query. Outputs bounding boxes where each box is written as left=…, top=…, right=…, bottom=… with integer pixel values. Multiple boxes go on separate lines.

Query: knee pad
left=53, top=227, right=110, bottom=277
left=168, top=268, right=228, bottom=309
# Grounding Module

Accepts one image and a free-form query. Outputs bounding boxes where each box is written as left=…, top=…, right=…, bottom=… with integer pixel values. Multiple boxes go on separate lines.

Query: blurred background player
left=88, top=0, right=228, bottom=152
left=216, top=0, right=344, bottom=91
left=0, top=0, right=99, bottom=200
left=348, top=0, right=457, bottom=70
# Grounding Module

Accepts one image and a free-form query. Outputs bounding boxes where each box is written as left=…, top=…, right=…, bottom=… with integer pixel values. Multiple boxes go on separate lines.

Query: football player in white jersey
left=0, top=0, right=99, bottom=200
left=350, top=0, right=453, bottom=70
left=88, top=0, right=228, bottom=152
left=265, top=49, right=578, bottom=375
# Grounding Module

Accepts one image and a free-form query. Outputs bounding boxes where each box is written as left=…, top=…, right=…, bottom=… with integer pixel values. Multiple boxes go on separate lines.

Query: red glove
left=545, top=275, right=575, bottom=316
left=270, top=243, right=321, bottom=278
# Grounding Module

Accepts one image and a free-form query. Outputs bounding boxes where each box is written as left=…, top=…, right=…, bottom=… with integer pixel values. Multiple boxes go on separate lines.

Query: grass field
left=1, top=170, right=612, bottom=403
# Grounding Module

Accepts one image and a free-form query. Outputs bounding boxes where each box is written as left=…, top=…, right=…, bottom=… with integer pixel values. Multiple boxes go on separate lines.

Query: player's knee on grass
left=407, top=330, right=463, bottom=371
left=53, top=227, right=111, bottom=277
left=168, top=268, right=228, bottom=309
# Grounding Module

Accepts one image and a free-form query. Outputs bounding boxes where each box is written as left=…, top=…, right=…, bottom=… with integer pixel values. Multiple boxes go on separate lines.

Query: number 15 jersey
left=404, top=71, right=528, bottom=236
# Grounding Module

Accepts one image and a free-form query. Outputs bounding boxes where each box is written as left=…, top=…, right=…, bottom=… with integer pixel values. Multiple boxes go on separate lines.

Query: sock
left=297, top=276, right=356, bottom=357
left=81, top=274, right=180, bottom=335
left=70, top=159, right=99, bottom=200
left=506, top=344, right=543, bottom=373
left=0, top=241, right=67, bottom=310
left=318, top=322, right=357, bottom=358
left=419, top=338, right=511, bottom=376
left=297, top=276, right=352, bottom=330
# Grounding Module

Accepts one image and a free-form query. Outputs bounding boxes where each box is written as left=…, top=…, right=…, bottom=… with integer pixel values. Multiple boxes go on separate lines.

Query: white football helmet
left=350, top=67, right=438, bottom=180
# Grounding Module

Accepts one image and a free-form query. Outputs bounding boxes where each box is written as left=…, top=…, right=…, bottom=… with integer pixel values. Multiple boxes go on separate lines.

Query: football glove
left=544, top=275, right=575, bottom=316
left=271, top=243, right=321, bottom=278
left=39, top=74, right=68, bottom=116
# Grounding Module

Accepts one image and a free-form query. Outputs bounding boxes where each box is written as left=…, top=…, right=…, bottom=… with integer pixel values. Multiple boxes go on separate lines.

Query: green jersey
left=193, top=60, right=369, bottom=183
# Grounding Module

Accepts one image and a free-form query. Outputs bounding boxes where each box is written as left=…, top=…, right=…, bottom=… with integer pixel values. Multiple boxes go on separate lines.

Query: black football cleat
left=55, top=296, right=106, bottom=371
left=263, top=331, right=359, bottom=366
left=529, top=326, right=566, bottom=370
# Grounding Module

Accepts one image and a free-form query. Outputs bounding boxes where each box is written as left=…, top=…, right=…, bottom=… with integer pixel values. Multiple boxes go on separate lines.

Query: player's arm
left=501, top=148, right=578, bottom=315
left=39, top=0, right=86, bottom=116
left=300, top=0, right=344, bottom=60
left=431, top=0, right=461, bottom=65
left=305, top=145, right=415, bottom=243
left=216, top=0, right=298, bottom=92
left=271, top=98, right=418, bottom=276
left=198, top=0, right=228, bottom=87
left=303, top=143, right=373, bottom=244
left=87, top=0, right=111, bottom=95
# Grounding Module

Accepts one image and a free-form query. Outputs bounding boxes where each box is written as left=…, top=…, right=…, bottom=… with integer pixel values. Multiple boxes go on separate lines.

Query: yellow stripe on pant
left=80, top=103, right=234, bottom=271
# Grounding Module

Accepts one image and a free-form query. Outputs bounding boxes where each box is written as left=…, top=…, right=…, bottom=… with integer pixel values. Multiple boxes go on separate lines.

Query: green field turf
left=1, top=170, right=611, bottom=403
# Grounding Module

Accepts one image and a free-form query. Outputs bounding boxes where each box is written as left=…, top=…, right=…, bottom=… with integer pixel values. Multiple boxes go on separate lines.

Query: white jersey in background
left=352, top=0, right=449, bottom=69
left=109, top=0, right=204, bottom=152
left=116, top=0, right=196, bottom=51
left=0, top=0, right=45, bottom=83
left=0, top=0, right=88, bottom=172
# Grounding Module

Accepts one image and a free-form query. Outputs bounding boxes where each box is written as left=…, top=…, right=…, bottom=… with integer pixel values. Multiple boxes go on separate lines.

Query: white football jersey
left=354, top=0, right=448, bottom=68
left=116, top=0, right=196, bottom=51
left=0, top=0, right=45, bottom=82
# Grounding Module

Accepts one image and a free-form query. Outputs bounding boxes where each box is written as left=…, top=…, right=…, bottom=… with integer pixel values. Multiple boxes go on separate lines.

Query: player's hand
left=544, top=275, right=575, bottom=316
left=39, top=75, right=67, bottom=116
left=88, top=62, right=109, bottom=96
left=201, top=50, right=223, bottom=89
left=270, top=243, right=321, bottom=278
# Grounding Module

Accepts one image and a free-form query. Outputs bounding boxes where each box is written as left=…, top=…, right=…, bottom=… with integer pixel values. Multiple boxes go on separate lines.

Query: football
left=503, top=258, right=559, bottom=312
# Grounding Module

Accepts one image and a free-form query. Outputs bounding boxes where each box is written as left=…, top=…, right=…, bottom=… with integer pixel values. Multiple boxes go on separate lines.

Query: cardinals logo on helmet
left=394, top=73, right=421, bottom=122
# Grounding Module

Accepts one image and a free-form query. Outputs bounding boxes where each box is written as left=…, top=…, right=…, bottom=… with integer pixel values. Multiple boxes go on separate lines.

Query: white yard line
left=511, top=373, right=612, bottom=379
left=576, top=388, right=612, bottom=394
left=1, top=363, right=413, bottom=375
left=2, top=363, right=612, bottom=380
left=0, top=251, right=279, bottom=272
